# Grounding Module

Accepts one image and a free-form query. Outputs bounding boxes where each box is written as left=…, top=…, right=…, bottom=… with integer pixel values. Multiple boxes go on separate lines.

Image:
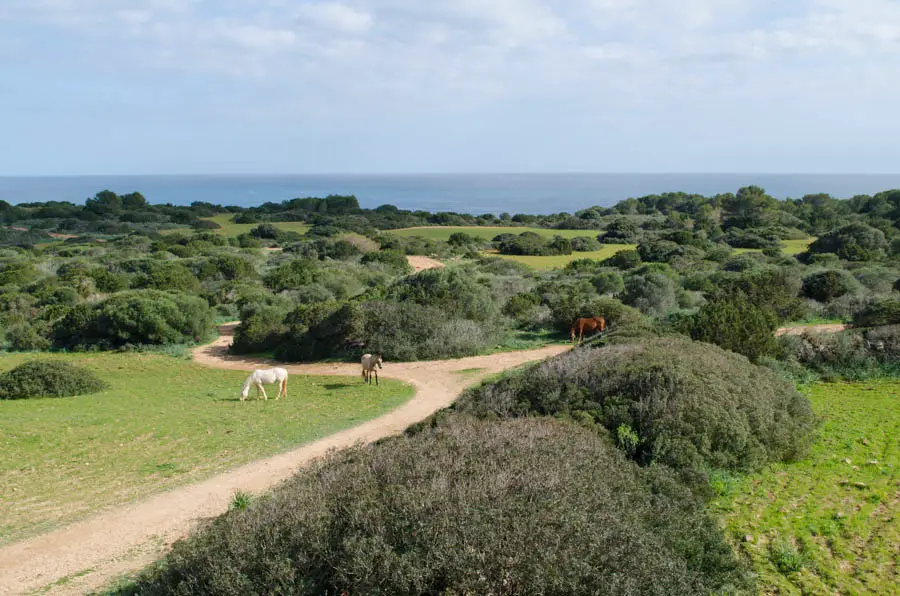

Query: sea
left=3, top=174, right=900, bottom=215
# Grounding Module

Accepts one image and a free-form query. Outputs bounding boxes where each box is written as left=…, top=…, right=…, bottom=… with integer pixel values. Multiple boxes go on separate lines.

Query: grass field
left=390, top=226, right=603, bottom=242
left=0, top=352, right=413, bottom=545
left=200, top=214, right=311, bottom=238
left=713, top=380, right=900, bottom=594
left=487, top=245, right=638, bottom=271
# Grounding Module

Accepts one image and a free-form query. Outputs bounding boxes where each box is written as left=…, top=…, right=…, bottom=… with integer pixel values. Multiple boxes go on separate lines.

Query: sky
left=1, top=0, right=899, bottom=175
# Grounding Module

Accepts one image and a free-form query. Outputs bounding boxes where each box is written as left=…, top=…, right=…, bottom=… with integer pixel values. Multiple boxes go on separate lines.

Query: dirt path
left=776, top=323, right=848, bottom=337
left=0, top=325, right=569, bottom=596
left=407, top=255, right=445, bottom=272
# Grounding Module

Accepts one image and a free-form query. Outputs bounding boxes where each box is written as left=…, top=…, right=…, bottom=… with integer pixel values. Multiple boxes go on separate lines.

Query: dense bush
left=497, top=232, right=573, bottom=256
left=570, top=236, right=603, bottom=252
left=230, top=305, right=289, bottom=354
left=591, top=270, right=624, bottom=295
left=53, top=290, right=215, bottom=349
left=680, top=294, right=779, bottom=363
left=0, top=360, right=106, bottom=400
left=802, top=270, right=858, bottom=302
left=619, top=272, right=677, bottom=316
left=458, top=337, right=814, bottom=476
left=360, top=249, right=413, bottom=274
left=601, top=248, right=642, bottom=269
left=776, top=326, right=900, bottom=380
left=263, top=259, right=317, bottom=292
left=121, top=417, right=750, bottom=596
left=853, top=297, right=900, bottom=327
left=386, top=267, right=500, bottom=323
left=601, top=218, right=641, bottom=243
left=808, top=223, right=888, bottom=261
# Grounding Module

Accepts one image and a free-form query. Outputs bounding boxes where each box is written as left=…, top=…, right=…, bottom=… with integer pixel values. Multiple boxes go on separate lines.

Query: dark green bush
left=120, top=417, right=750, bottom=596
left=853, top=297, right=900, bottom=327
left=0, top=360, right=105, bottom=400
left=602, top=248, right=642, bottom=270
left=192, top=219, right=222, bottom=230
left=591, top=270, right=624, bottom=295
left=601, top=218, right=641, bottom=243
left=2, top=321, right=51, bottom=351
left=808, top=223, right=888, bottom=261
left=458, top=337, right=814, bottom=475
left=360, top=250, right=413, bottom=273
left=263, top=259, right=317, bottom=292
left=230, top=305, right=289, bottom=354
left=386, top=267, right=500, bottom=323
left=802, top=270, right=858, bottom=302
left=680, top=294, right=779, bottom=363
left=130, top=260, right=200, bottom=293
left=620, top=272, right=677, bottom=316
left=53, top=290, right=214, bottom=349
left=570, top=236, right=603, bottom=252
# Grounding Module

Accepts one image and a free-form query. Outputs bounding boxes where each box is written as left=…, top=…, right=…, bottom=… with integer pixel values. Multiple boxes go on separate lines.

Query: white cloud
left=3, top=0, right=900, bottom=110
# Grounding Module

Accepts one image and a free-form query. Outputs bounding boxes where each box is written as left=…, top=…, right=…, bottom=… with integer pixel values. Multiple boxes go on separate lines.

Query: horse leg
left=259, top=383, right=268, bottom=401
left=280, top=378, right=287, bottom=399
left=374, top=369, right=379, bottom=386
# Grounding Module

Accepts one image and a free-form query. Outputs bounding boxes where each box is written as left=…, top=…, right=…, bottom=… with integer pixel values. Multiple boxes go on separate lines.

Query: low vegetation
left=457, top=338, right=815, bottom=478
left=0, top=360, right=105, bottom=400
left=117, top=417, right=751, bottom=596
left=713, top=380, right=900, bottom=595
left=0, top=353, right=414, bottom=544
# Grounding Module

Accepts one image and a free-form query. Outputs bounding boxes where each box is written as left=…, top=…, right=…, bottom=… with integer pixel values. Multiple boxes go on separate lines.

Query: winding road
left=0, top=325, right=569, bottom=596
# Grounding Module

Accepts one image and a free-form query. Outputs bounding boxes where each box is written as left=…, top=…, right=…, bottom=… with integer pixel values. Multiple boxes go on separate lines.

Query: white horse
left=240, top=367, right=288, bottom=401
left=361, top=353, right=383, bottom=386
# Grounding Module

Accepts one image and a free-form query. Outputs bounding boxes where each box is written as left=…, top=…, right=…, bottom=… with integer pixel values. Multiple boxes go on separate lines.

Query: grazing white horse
left=361, top=353, right=383, bottom=386
left=240, top=367, right=288, bottom=401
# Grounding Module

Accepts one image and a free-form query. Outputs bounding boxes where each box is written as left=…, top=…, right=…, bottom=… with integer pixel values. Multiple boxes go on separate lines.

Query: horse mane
left=241, top=374, right=254, bottom=393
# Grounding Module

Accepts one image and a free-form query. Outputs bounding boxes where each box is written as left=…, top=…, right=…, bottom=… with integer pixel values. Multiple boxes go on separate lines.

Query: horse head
left=376, top=353, right=383, bottom=369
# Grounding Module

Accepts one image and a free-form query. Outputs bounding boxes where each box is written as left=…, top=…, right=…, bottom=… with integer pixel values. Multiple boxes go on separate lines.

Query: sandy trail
left=406, top=255, right=445, bottom=272
left=0, top=325, right=568, bottom=596
left=776, top=323, right=848, bottom=336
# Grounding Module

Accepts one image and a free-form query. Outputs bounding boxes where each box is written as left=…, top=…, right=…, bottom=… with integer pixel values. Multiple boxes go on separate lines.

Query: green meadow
left=713, top=380, right=900, bottom=595
left=201, top=214, right=311, bottom=238
left=0, top=352, right=413, bottom=545
left=487, top=245, right=639, bottom=271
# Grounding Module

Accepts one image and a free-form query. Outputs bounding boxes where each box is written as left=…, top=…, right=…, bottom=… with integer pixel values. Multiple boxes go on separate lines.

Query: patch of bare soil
left=776, top=324, right=849, bottom=337
left=0, top=324, right=568, bottom=596
left=407, top=255, right=445, bottom=272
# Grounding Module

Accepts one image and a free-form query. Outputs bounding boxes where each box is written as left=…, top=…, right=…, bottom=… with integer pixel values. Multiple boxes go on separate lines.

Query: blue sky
left=2, top=0, right=899, bottom=175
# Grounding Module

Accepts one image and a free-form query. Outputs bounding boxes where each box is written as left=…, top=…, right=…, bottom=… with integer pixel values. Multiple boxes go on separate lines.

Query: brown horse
left=570, top=316, right=606, bottom=343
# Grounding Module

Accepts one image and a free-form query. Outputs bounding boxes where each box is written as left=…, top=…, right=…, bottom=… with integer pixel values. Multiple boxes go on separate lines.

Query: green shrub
left=853, top=297, right=900, bottom=327
left=570, top=236, right=603, bottom=252
left=231, top=305, right=289, bottom=354
left=591, top=271, right=624, bottom=295
left=360, top=250, right=413, bottom=274
left=802, top=270, right=858, bottom=302
left=263, top=259, right=318, bottom=292
left=601, top=248, right=642, bottom=269
left=0, top=360, right=105, bottom=400
left=121, top=417, right=749, bottom=596
left=601, top=218, right=641, bottom=243
left=53, top=290, right=214, bottom=349
left=808, top=223, right=888, bottom=261
left=2, top=321, right=51, bottom=351
left=386, top=267, right=500, bottom=323
left=620, top=272, right=677, bottom=316
left=681, top=294, right=779, bottom=363
left=457, top=337, right=814, bottom=476
left=192, top=219, right=222, bottom=231
left=130, top=260, right=201, bottom=293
